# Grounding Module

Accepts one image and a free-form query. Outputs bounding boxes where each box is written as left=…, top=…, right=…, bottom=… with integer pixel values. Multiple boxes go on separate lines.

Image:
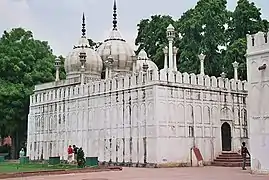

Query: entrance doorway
left=221, top=122, right=231, bottom=151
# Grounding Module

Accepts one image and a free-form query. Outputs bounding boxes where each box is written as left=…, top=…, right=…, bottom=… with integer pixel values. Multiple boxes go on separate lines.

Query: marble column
left=163, top=46, right=168, bottom=69
left=173, top=47, right=178, bottom=71
left=198, top=54, right=206, bottom=76
left=232, top=61, right=239, bottom=81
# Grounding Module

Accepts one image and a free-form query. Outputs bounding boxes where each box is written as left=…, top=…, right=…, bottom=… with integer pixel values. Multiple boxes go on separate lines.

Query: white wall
left=27, top=69, right=248, bottom=165
left=247, top=32, right=269, bottom=173
left=154, top=81, right=247, bottom=165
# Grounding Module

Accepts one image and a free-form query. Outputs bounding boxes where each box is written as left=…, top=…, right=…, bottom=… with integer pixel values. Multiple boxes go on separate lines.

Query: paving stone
left=6, top=167, right=268, bottom=180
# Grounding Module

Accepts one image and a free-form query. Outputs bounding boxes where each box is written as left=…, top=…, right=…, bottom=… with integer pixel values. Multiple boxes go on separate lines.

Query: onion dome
left=97, top=0, right=135, bottom=76
left=136, top=49, right=158, bottom=72
left=65, top=13, right=103, bottom=80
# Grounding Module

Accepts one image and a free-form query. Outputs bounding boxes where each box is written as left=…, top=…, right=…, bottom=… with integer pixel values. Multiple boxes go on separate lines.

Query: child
left=67, top=145, right=73, bottom=163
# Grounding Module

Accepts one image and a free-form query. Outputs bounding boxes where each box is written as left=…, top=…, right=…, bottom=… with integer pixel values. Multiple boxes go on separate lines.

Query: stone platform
left=6, top=166, right=268, bottom=180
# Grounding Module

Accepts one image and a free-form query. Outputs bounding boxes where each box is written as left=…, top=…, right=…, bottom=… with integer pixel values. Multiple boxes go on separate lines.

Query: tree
left=228, top=0, right=266, bottom=42
left=88, top=38, right=102, bottom=50
left=134, top=0, right=268, bottom=80
left=223, top=38, right=247, bottom=80
left=224, top=0, right=269, bottom=80
left=175, top=8, right=203, bottom=74
left=177, top=0, right=229, bottom=76
left=135, top=15, right=180, bottom=68
left=0, top=28, right=61, bottom=158
left=135, top=1, right=229, bottom=77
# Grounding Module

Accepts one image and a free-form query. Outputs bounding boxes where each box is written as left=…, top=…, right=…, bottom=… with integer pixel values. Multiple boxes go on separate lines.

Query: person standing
left=19, top=148, right=25, bottom=158
left=241, top=142, right=250, bottom=170
left=73, top=145, right=78, bottom=162
left=67, top=145, right=73, bottom=163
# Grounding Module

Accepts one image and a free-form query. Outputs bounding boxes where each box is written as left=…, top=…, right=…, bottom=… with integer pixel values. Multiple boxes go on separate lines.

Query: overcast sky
left=0, top=0, right=268, bottom=56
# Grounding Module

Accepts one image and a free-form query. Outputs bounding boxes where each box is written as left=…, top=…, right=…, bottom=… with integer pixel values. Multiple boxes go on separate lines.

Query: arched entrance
left=221, top=122, right=231, bottom=151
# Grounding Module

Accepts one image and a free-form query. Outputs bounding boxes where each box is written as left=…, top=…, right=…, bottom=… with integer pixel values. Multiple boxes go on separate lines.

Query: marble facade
left=247, top=31, right=269, bottom=173
left=27, top=70, right=248, bottom=165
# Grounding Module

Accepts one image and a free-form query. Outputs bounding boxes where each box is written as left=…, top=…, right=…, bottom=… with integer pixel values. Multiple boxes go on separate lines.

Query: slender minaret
left=55, top=57, right=61, bottom=81
left=173, top=46, right=178, bottom=71
left=163, top=46, right=168, bottom=69
left=112, top=0, right=118, bottom=30
left=166, top=24, right=175, bottom=70
left=232, top=61, right=239, bottom=81
left=198, top=54, right=206, bottom=76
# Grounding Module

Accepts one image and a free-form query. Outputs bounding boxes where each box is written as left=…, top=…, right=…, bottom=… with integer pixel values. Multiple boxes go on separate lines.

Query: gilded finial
left=82, top=13, right=86, bottom=37
left=112, top=0, right=117, bottom=30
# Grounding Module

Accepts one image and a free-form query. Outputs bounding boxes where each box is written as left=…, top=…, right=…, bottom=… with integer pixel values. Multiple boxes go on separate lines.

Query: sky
left=0, top=0, right=268, bottom=56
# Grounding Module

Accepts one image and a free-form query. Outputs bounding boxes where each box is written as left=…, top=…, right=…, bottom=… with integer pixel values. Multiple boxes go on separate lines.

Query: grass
left=0, top=162, right=78, bottom=173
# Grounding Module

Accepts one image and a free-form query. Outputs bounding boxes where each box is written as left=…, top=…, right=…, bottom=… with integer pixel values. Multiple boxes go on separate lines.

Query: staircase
left=212, top=152, right=250, bottom=167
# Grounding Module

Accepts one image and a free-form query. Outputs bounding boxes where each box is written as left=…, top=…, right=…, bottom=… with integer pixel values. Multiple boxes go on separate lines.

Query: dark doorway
left=221, top=122, right=231, bottom=151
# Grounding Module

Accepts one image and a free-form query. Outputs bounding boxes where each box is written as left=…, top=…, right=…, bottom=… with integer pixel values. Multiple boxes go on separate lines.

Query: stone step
left=212, top=152, right=251, bottom=167
left=212, top=161, right=250, bottom=167
left=221, top=152, right=239, bottom=155
left=216, top=156, right=250, bottom=160
left=214, top=158, right=250, bottom=163
left=218, top=154, right=241, bottom=158
left=218, top=155, right=242, bottom=159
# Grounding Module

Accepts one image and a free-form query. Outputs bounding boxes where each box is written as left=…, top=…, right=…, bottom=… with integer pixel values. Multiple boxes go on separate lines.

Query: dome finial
left=112, top=0, right=118, bottom=30
left=82, top=13, right=86, bottom=37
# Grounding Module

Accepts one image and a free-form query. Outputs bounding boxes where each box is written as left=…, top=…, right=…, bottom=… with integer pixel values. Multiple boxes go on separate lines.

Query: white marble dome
left=97, top=29, right=135, bottom=74
left=65, top=37, right=103, bottom=79
left=136, top=49, right=158, bottom=72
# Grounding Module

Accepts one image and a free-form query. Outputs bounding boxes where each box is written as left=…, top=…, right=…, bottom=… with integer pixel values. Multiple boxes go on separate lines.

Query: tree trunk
left=11, top=136, right=16, bottom=159
left=11, top=131, right=20, bottom=159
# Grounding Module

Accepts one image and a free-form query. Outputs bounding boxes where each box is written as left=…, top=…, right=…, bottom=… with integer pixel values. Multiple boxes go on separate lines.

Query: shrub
left=0, top=145, right=11, bottom=153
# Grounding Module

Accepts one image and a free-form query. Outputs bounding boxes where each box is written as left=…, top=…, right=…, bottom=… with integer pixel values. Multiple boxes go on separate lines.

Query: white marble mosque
left=26, top=0, right=269, bottom=168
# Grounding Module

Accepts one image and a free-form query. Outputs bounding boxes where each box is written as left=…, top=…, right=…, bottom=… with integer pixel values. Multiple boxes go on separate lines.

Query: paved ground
left=8, top=167, right=268, bottom=180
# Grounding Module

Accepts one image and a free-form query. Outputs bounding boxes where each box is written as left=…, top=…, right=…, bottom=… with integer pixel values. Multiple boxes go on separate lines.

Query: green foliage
left=88, top=38, right=102, bottom=50
left=0, top=28, right=64, bottom=146
left=228, top=0, right=264, bottom=42
left=135, top=15, right=180, bottom=68
left=224, top=38, right=247, bottom=80
left=0, top=145, right=11, bottom=154
left=135, top=0, right=268, bottom=80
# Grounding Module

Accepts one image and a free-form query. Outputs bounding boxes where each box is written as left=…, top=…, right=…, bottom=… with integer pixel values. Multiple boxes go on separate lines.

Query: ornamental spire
left=82, top=13, right=86, bottom=37
left=112, top=0, right=118, bottom=30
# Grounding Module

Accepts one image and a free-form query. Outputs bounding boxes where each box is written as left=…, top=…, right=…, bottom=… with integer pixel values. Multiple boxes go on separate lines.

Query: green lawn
left=0, top=162, right=77, bottom=173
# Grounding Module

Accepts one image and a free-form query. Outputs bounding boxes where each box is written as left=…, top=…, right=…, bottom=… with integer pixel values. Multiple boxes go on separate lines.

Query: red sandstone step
left=212, top=152, right=251, bottom=167
left=217, top=155, right=244, bottom=158
left=212, top=162, right=250, bottom=167
left=214, top=158, right=250, bottom=163
left=221, top=152, right=238, bottom=155
left=221, top=152, right=239, bottom=155
left=216, top=157, right=250, bottom=160
left=218, top=154, right=241, bottom=158
left=218, top=156, right=249, bottom=159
